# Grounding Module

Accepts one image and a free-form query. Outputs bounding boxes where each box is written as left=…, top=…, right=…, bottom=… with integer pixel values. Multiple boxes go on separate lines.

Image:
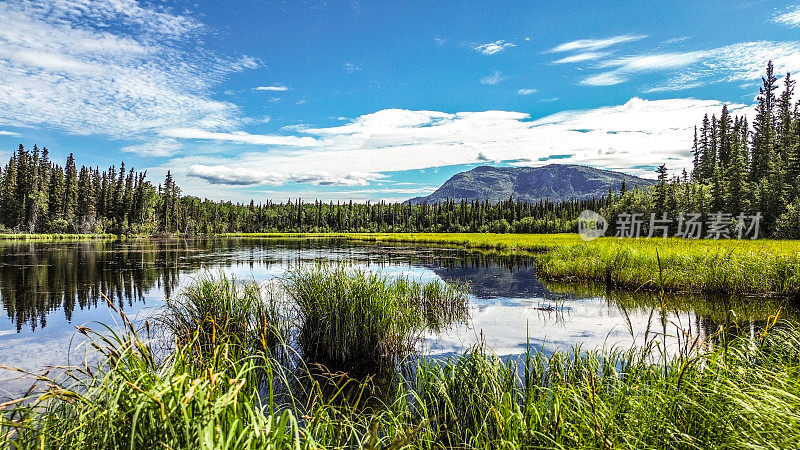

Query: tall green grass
left=159, top=272, right=292, bottom=364
left=285, top=266, right=469, bottom=373
left=0, top=308, right=305, bottom=448
left=4, top=269, right=800, bottom=448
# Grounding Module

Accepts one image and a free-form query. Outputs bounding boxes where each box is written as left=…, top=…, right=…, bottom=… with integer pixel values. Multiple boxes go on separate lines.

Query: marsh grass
left=5, top=266, right=800, bottom=448
left=8, top=317, right=799, bottom=448
left=158, top=272, right=293, bottom=365
left=232, top=233, right=800, bottom=296
left=285, top=266, right=469, bottom=374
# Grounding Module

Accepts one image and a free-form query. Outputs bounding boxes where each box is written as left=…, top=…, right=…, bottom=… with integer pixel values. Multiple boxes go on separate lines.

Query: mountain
left=409, top=164, right=655, bottom=204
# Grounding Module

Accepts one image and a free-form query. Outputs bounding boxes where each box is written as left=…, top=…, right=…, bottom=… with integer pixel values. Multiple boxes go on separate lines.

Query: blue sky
left=1, top=0, right=800, bottom=202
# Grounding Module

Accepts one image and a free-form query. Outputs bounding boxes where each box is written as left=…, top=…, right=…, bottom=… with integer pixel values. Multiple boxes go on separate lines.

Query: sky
left=1, top=0, right=800, bottom=202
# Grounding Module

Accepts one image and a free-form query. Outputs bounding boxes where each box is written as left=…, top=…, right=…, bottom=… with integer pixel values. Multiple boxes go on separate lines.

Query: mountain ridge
left=409, top=164, right=655, bottom=204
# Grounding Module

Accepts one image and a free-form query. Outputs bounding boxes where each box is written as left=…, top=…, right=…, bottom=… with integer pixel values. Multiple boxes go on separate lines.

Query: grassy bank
left=4, top=231, right=799, bottom=295
left=230, top=232, right=800, bottom=296
left=2, top=271, right=799, bottom=449
left=0, top=233, right=117, bottom=240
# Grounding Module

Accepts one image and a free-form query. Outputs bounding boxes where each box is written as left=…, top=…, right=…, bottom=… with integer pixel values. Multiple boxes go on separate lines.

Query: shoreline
left=2, top=232, right=799, bottom=296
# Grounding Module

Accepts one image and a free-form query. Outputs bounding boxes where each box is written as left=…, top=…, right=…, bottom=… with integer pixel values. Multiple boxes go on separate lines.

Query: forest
left=0, top=62, right=798, bottom=238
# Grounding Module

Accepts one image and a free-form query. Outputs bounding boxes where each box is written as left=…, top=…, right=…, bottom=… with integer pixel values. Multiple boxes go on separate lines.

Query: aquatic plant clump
left=285, top=266, right=470, bottom=372
left=158, top=272, right=292, bottom=363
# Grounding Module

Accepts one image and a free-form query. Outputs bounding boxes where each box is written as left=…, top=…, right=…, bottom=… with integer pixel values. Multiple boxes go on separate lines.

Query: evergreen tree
left=751, top=61, right=778, bottom=181
left=63, top=153, right=78, bottom=223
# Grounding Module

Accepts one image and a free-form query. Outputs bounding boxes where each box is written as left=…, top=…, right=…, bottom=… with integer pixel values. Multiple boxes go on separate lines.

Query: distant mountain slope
left=409, top=164, right=655, bottom=204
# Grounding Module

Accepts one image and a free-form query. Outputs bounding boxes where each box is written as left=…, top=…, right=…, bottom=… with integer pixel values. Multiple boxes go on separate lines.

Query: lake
left=0, top=238, right=790, bottom=394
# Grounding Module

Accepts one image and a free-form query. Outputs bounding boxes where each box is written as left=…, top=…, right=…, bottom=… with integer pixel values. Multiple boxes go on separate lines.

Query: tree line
left=0, top=62, right=797, bottom=238
left=0, top=146, right=605, bottom=234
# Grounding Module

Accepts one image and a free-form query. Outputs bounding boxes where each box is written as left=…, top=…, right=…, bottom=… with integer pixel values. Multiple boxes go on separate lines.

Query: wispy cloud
left=345, top=62, right=362, bottom=73
left=581, top=72, right=628, bottom=86
left=0, top=130, right=21, bottom=137
left=187, top=165, right=382, bottom=187
left=548, top=34, right=647, bottom=53
left=775, top=5, right=800, bottom=27
left=580, top=41, right=800, bottom=87
left=553, top=51, right=611, bottom=64
left=582, top=51, right=705, bottom=86
left=0, top=0, right=255, bottom=139
left=517, top=88, right=537, bottom=95
left=160, top=128, right=318, bottom=147
left=121, top=138, right=183, bottom=157
left=480, top=71, right=505, bottom=85
left=255, top=85, right=288, bottom=92
left=474, top=40, right=515, bottom=55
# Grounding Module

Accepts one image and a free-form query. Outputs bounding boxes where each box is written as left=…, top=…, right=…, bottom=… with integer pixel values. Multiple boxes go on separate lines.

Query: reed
left=0, top=321, right=305, bottom=449
left=285, top=265, right=469, bottom=373
left=158, top=272, right=292, bottom=364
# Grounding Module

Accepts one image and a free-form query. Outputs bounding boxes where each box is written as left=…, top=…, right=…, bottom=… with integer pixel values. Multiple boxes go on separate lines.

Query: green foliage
left=319, top=233, right=800, bottom=296
left=775, top=199, right=800, bottom=239
left=159, top=272, right=292, bottom=363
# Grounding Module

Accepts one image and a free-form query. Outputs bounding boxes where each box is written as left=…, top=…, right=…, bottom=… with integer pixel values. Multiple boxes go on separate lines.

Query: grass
left=158, top=272, right=292, bottom=364
left=545, top=280, right=797, bottom=323
left=2, top=271, right=800, bottom=448
left=0, top=233, right=117, bottom=240
left=285, top=266, right=469, bottom=373
left=230, top=232, right=800, bottom=296
left=6, top=231, right=799, bottom=295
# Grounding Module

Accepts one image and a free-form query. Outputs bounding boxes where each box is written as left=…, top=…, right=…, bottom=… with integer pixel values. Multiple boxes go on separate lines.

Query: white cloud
left=581, top=72, right=629, bottom=86
left=187, top=165, right=382, bottom=187
left=775, top=5, right=800, bottom=27
left=548, top=35, right=647, bottom=53
left=474, top=40, right=515, bottom=55
left=160, top=128, right=318, bottom=147
left=157, top=98, right=749, bottom=200
left=517, top=88, right=537, bottom=95
left=480, top=71, right=505, bottom=85
left=643, top=72, right=705, bottom=93
left=121, top=138, right=183, bottom=157
left=255, top=85, right=289, bottom=92
left=581, top=42, right=800, bottom=87
left=0, top=130, right=21, bottom=137
left=582, top=51, right=705, bottom=86
left=345, top=62, right=362, bottom=73
left=0, top=0, right=254, bottom=138
left=553, top=52, right=611, bottom=64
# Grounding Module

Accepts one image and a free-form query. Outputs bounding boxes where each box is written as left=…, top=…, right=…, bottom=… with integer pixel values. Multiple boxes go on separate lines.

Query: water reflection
left=0, top=240, right=190, bottom=332
left=0, top=238, right=793, bottom=377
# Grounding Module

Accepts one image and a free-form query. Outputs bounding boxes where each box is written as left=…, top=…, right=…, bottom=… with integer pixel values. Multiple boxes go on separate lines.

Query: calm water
left=0, top=238, right=791, bottom=393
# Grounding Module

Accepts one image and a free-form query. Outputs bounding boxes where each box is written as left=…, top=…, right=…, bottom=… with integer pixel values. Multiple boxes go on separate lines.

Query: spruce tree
left=751, top=61, right=778, bottom=181
left=63, top=153, right=78, bottom=223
